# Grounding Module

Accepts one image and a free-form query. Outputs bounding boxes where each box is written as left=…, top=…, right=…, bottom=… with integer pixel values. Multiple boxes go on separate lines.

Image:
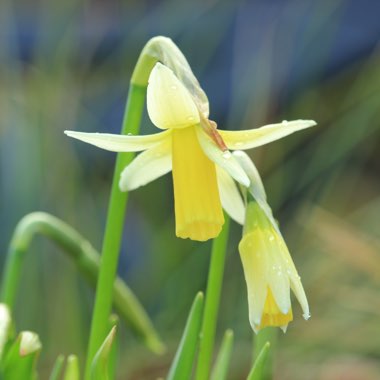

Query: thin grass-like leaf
left=167, top=292, right=204, bottom=380
left=210, top=329, right=234, bottom=380
left=49, top=355, right=65, bottom=380
left=63, top=355, right=80, bottom=380
left=90, top=326, right=117, bottom=380
left=247, top=342, right=270, bottom=380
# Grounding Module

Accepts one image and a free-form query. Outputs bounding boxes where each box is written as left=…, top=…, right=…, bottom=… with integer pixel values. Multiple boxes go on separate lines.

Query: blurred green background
left=0, top=0, right=379, bottom=379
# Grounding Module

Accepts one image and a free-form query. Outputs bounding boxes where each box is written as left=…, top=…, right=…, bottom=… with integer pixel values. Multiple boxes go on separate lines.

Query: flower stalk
left=84, top=83, right=146, bottom=379
left=195, top=216, right=230, bottom=380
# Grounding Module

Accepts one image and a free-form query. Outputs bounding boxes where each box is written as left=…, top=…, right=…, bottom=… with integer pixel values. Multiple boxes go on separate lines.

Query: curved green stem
left=0, top=212, right=164, bottom=354
left=195, top=216, right=230, bottom=380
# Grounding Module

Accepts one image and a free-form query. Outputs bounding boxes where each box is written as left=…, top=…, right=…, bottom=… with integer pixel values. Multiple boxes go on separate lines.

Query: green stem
left=84, top=36, right=194, bottom=378
left=253, top=328, right=277, bottom=380
left=84, top=83, right=146, bottom=378
left=0, top=212, right=164, bottom=353
left=195, top=216, right=230, bottom=380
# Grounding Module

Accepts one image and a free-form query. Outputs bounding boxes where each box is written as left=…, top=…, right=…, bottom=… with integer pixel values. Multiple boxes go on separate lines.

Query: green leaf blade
left=167, top=292, right=204, bottom=380
left=210, top=329, right=234, bottom=380
left=247, top=342, right=271, bottom=380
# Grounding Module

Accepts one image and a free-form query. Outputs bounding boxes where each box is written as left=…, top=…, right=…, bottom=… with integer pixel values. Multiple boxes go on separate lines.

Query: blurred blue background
left=0, top=0, right=379, bottom=378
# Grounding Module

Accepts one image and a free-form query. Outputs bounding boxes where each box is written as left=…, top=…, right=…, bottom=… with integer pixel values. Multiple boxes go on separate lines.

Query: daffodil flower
left=233, top=151, right=310, bottom=333
left=65, top=62, right=316, bottom=241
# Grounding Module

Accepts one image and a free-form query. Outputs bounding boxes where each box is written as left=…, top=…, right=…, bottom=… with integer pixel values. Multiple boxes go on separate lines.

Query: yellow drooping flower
left=234, top=151, right=309, bottom=332
left=65, top=62, right=316, bottom=241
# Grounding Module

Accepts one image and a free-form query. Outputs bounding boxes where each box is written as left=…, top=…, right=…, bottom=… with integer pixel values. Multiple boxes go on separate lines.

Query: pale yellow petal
left=119, top=136, right=172, bottom=191
left=147, top=63, right=200, bottom=130
left=216, top=167, right=245, bottom=225
left=220, top=120, right=316, bottom=150
left=265, top=233, right=292, bottom=315
left=64, top=129, right=171, bottom=152
left=195, top=126, right=250, bottom=187
left=239, top=232, right=268, bottom=327
left=232, top=151, right=266, bottom=201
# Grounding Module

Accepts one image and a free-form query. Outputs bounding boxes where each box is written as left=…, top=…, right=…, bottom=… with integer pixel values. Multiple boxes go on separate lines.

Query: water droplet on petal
left=277, top=271, right=282, bottom=276
left=282, top=120, right=288, bottom=125
left=187, top=116, right=194, bottom=121
left=222, top=151, right=232, bottom=159
left=269, top=235, right=275, bottom=241
left=235, top=141, right=243, bottom=146
left=171, top=85, right=177, bottom=90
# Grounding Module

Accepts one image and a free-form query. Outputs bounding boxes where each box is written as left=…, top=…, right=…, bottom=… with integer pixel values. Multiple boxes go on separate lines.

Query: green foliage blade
left=49, top=355, right=65, bottom=380
left=247, top=342, right=271, bottom=380
left=63, top=355, right=80, bottom=380
left=167, top=292, right=204, bottom=380
left=90, top=326, right=117, bottom=380
left=210, top=329, right=234, bottom=380
left=2, top=331, right=41, bottom=380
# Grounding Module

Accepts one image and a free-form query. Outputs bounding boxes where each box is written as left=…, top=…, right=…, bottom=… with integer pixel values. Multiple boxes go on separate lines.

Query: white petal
left=19, top=331, right=42, bottom=355
left=64, top=129, right=171, bottom=152
left=216, top=167, right=245, bottom=225
left=147, top=63, right=200, bottom=130
left=119, top=136, right=172, bottom=191
left=285, top=253, right=310, bottom=320
left=219, top=120, right=317, bottom=150
left=232, top=151, right=266, bottom=202
left=195, top=126, right=250, bottom=187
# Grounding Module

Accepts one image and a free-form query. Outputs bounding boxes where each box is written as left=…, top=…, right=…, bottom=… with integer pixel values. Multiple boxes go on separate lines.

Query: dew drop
left=171, top=85, right=177, bottom=90
left=269, top=235, right=275, bottom=241
left=187, top=116, right=194, bottom=121
left=235, top=141, right=243, bottom=146
left=282, top=120, right=288, bottom=125
left=222, top=151, right=231, bottom=159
